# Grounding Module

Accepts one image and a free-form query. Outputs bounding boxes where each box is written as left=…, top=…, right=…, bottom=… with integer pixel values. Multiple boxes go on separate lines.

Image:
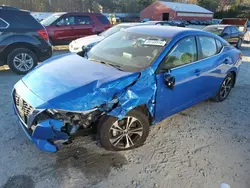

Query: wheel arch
left=133, top=104, right=153, bottom=125
left=228, top=68, right=237, bottom=87
left=2, top=42, right=39, bottom=63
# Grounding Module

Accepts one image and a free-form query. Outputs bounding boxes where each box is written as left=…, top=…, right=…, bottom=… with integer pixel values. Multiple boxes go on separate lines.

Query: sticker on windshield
left=144, top=40, right=167, bottom=46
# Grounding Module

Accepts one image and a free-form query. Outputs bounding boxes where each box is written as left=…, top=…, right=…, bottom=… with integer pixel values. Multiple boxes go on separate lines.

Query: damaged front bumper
left=13, top=104, right=69, bottom=152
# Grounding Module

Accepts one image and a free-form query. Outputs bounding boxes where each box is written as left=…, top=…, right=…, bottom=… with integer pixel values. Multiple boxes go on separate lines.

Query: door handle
left=194, top=69, right=201, bottom=76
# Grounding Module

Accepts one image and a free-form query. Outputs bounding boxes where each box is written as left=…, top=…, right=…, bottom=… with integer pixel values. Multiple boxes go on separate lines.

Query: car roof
left=116, top=23, right=143, bottom=27
left=206, top=24, right=230, bottom=28
left=0, top=5, right=19, bottom=10
left=125, top=25, right=201, bottom=38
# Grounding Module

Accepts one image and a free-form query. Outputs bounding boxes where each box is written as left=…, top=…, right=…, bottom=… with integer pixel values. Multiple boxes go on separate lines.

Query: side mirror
left=164, top=73, right=175, bottom=90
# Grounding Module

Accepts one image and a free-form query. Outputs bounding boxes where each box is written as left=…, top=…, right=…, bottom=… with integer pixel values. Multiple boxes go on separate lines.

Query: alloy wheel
left=220, top=76, right=232, bottom=99
left=109, top=116, right=143, bottom=149
left=13, top=53, right=34, bottom=72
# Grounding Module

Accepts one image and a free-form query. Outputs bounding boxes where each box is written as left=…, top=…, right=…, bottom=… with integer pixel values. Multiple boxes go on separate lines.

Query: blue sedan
left=12, top=26, right=242, bottom=152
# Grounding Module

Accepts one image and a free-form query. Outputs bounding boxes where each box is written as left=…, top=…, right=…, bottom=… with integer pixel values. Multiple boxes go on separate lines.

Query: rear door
left=71, top=15, right=95, bottom=39
left=196, top=36, right=228, bottom=98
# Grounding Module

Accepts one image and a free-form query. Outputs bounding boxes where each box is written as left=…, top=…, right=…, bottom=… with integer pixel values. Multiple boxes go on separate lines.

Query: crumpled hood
left=74, top=35, right=104, bottom=46
left=22, top=53, right=139, bottom=111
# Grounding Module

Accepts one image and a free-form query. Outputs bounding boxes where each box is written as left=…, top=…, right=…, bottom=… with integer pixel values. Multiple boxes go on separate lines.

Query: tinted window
left=231, top=26, right=238, bottom=34
left=4, top=12, right=42, bottom=29
left=223, top=27, right=231, bottom=35
left=199, top=37, right=217, bottom=59
left=57, top=16, right=75, bottom=26
left=0, top=18, right=9, bottom=28
left=97, top=16, right=110, bottom=25
left=75, top=16, right=93, bottom=25
left=216, top=39, right=223, bottom=53
left=163, top=37, right=197, bottom=69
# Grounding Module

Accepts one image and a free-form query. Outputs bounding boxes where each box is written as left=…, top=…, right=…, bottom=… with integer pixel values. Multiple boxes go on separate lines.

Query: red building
left=140, top=1, right=213, bottom=21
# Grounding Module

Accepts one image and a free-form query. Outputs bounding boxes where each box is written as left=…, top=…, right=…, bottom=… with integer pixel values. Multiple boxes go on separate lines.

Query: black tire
left=98, top=109, right=150, bottom=151
left=236, top=39, right=242, bottom=49
left=214, top=73, right=234, bottom=102
left=7, top=48, right=37, bottom=75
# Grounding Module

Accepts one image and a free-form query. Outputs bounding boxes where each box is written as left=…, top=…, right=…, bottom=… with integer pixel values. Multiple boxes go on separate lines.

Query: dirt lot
left=0, top=44, right=250, bottom=188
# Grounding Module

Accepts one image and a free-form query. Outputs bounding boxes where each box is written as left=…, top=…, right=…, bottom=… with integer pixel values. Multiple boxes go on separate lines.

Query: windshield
left=100, top=25, right=129, bottom=38
left=86, top=30, right=168, bottom=72
left=203, top=26, right=224, bottom=35
left=41, top=14, right=61, bottom=26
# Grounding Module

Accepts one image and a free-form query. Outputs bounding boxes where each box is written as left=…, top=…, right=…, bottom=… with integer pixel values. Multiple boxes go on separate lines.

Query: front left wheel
left=98, top=109, right=150, bottom=151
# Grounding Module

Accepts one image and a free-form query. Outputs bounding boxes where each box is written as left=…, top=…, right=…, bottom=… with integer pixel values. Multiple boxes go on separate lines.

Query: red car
left=41, top=12, right=112, bottom=45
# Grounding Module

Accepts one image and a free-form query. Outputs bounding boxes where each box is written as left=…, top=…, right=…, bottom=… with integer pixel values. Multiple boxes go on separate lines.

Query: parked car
left=141, top=18, right=151, bottom=23
left=168, top=20, right=185, bottom=27
left=41, top=12, right=112, bottom=45
left=69, top=23, right=144, bottom=53
left=13, top=26, right=242, bottom=152
left=203, top=25, right=244, bottom=48
left=0, top=6, right=52, bottom=74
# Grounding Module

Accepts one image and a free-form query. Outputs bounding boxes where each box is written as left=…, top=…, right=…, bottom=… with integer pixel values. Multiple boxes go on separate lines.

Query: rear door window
left=198, top=37, right=217, bottom=59
left=0, top=18, right=9, bottom=29
left=97, top=16, right=110, bottom=25
left=75, top=16, right=94, bottom=25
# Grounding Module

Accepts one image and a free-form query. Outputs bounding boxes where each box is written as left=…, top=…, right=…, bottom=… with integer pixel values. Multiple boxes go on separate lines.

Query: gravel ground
left=0, top=44, right=250, bottom=188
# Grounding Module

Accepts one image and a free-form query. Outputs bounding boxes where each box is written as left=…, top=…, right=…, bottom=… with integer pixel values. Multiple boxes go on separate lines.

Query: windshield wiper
left=100, top=61, right=123, bottom=71
left=88, top=58, right=123, bottom=71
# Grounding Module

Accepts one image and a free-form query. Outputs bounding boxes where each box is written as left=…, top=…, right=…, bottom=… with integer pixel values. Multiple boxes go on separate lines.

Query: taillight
left=37, top=29, right=49, bottom=41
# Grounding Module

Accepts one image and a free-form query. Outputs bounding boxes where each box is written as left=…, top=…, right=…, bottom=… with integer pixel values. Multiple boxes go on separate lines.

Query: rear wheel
left=214, top=73, right=234, bottom=102
left=98, top=109, right=150, bottom=151
left=7, top=48, right=37, bottom=75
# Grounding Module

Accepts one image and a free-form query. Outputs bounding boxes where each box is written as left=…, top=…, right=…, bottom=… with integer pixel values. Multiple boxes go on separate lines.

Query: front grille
left=14, top=90, right=34, bottom=124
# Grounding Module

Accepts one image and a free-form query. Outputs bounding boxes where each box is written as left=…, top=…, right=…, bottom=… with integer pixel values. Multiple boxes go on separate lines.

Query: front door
left=53, top=16, right=76, bottom=44
left=154, top=37, right=202, bottom=122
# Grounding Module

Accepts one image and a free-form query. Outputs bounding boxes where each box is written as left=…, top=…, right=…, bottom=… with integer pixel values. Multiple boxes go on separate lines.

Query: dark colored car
left=203, top=25, right=244, bottom=49
left=41, top=12, right=112, bottom=45
left=13, top=26, right=242, bottom=152
left=168, top=20, right=185, bottom=27
left=0, top=6, right=52, bottom=74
